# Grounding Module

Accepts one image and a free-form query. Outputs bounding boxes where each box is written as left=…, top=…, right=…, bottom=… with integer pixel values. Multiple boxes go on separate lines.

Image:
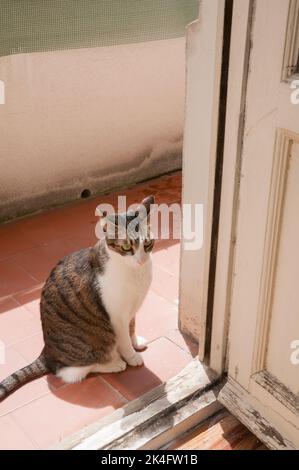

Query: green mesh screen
left=0, top=0, right=199, bottom=57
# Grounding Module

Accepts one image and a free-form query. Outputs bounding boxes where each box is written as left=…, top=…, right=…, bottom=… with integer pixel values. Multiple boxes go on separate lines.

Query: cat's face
left=103, top=196, right=155, bottom=266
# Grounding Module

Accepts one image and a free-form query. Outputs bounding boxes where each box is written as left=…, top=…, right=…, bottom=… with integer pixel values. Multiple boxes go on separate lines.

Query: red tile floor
left=0, top=171, right=198, bottom=449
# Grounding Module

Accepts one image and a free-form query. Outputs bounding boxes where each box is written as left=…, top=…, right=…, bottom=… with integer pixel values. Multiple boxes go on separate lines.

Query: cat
left=0, top=195, right=155, bottom=401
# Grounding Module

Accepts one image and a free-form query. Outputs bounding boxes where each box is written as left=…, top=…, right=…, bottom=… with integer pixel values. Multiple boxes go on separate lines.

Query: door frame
left=209, top=0, right=255, bottom=374
left=179, top=0, right=227, bottom=360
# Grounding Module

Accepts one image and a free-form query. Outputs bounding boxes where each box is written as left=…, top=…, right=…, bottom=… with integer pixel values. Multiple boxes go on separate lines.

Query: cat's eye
left=122, top=242, right=131, bottom=252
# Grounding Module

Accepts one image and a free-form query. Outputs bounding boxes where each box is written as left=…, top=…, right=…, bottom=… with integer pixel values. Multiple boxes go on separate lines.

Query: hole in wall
left=81, top=188, right=91, bottom=199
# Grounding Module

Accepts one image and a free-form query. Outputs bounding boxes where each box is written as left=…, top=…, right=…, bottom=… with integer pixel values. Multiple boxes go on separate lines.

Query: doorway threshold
left=54, top=359, right=223, bottom=450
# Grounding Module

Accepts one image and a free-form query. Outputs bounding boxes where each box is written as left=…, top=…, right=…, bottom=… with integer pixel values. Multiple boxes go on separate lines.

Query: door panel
left=219, top=0, right=299, bottom=449
left=267, top=140, right=299, bottom=395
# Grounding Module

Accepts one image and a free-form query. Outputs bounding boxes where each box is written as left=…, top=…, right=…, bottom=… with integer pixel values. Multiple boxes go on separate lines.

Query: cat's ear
left=141, top=195, right=155, bottom=215
left=98, top=210, right=117, bottom=234
left=97, top=210, right=108, bottom=233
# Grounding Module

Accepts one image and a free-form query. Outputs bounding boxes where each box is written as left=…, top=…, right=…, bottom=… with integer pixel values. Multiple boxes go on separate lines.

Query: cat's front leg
left=129, top=318, right=147, bottom=351
left=115, top=318, right=144, bottom=367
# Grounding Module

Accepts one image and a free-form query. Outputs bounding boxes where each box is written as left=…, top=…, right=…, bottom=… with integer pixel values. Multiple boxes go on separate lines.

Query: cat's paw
left=132, top=334, right=148, bottom=351
left=109, top=358, right=127, bottom=372
left=93, top=358, right=127, bottom=373
left=126, top=352, right=144, bottom=367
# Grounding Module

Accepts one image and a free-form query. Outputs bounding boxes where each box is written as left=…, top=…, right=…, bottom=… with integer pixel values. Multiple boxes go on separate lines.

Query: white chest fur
left=98, top=253, right=152, bottom=321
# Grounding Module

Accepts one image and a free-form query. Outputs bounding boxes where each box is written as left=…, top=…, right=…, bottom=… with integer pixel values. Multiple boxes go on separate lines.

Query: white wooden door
left=179, top=0, right=225, bottom=356
left=219, top=0, right=299, bottom=449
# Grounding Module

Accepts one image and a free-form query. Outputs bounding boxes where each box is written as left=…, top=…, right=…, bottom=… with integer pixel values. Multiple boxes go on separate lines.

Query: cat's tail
left=0, top=353, right=48, bottom=402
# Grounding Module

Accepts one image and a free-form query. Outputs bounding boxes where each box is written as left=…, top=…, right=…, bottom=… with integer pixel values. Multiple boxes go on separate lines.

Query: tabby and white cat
left=0, top=196, right=155, bottom=401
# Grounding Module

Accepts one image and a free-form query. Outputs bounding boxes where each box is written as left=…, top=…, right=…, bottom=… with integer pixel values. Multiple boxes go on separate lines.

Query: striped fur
left=41, top=243, right=116, bottom=372
left=0, top=354, right=47, bottom=402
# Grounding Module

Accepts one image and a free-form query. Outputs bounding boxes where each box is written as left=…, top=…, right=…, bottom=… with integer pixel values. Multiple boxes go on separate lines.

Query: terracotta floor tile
left=58, top=203, right=101, bottom=249
left=18, top=195, right=116, bottom=247
left=64, top=223, right=98, bottom=248
left=152, top=242, right=181, bottom=277
left=0, top=376, right=49, bottom=419
left=13, top=333, right=44, bottom=364
left=0, top=259, right=38, bottom=297
left=151, top=264, right=179, bottom=304
left=14, top=285, right=43, bottom=315
left=12, top=239, right=79, bottom=283
left=103, top=337, right=192, bottom=400
left=166, top=329, right=199, bottom=357
left=0, top=301, right=41, bottom=346
left=67, top=232, right=98, bottom=250
left=0, top=296, right=20, bottom=314
left=52, top=200, right=99, bottom=223
left=18, top=212, right=79, bottom=246
left=0, top=225, right=38, bottom=261
left=0, top=346, right=27, bottom=380
left=162, top=172, right=182, bottom=188
left=0, top=347, right=49, bottom=418
left=87, top=193, right=119, bottom=208
left=136, top=290, right=178, bottom=342
left=13, top=333, right=90, bottom=392
left=154, top=239, right=180, bottom=253
left=0, top=415, right=37, bottom=450
left=12, top=376, right=126, bottom=448
left=0, top=347, right=49, bottom=416
left=12, top=333, right=79, bottom=392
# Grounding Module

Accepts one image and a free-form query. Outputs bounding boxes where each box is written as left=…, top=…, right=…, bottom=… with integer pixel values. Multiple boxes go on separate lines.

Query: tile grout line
left=149, top=289, right=179, bottom=307
left=0, top=282, right=44, bottom=303
left=152, top=261, right=179, bottom=277
left=4, top=331, right=42, bottom=350
left=0, top=239, right=87, bottom=290
left=162, top=332, right=196, bottom=357
left=0, top=385, right=52, bottom=420
left=98, top=375, right=129, bottom=405
left=6, top=258, right=40, bottom=284
left=9, top=410, right=41, bottom=450
left=148, top=287, right=179, bottom=308
left=0, top=235, right=84, bottom=264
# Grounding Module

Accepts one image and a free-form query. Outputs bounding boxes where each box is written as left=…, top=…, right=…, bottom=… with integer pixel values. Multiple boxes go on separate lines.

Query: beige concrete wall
left=0, top=38, right=185, bottom=221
